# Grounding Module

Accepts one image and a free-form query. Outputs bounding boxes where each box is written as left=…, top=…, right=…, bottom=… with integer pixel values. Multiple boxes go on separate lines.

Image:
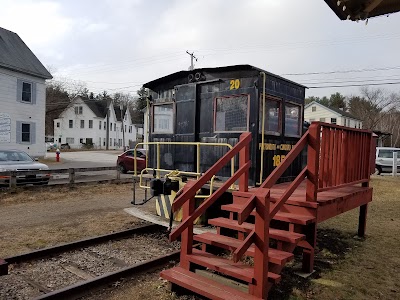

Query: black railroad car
left=143, top=64, right=306, bottom=186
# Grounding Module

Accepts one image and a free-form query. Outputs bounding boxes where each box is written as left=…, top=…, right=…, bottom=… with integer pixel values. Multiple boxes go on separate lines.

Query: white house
left=304, top=101, right=363, bottom=128
left=0, top=27, right=52, bottom=157
left=54, top=96, right=140, bottom=150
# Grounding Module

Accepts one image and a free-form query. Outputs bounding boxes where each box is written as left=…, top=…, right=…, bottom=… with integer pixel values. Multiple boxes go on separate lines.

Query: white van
left=375, top=147, right=400, bottom=175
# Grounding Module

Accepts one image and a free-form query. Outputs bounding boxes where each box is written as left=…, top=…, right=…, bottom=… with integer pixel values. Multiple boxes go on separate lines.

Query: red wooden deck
left=161, top=122, right=375, bottom=300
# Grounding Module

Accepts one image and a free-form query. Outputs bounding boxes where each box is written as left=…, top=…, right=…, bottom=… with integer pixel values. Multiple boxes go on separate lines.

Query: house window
left=69, top=120, right=73, bottom=128
left=75, top=106, right=83, bottom=115
left=309, top=118, right=315, bottom=122
left=22, top=82, right=32, bottom=103
left=66, top=137, right=74, bottom=144
left=103, top=138, right=106, bottom=146
left=99, top=121, right=102, bottom=130
left=331, top=118, right=337, bottom=124
left=110, top=138, right=112, bottom=145
left=344, top=119, right=347, bottom=126
left=215, top=95, right=248, bottom=132
left=110, top=123, right=113, bottom=131
left=259, top=97, right=281, bottom=134
left=285, top=102, right=301, bottom=136
left=129, top=126, right=132, bottom=133
left=80, top=138, right=84, bottom=143
left=114, top=138, right=116, bottom=146
left=21, top=123, right=31, bottom=142
left=56, top=122, right=60, bottom=128
left=153, top=104, right=174, bottom=133
left=125, top=125, right=127, bottom=132
left=114, top=124, right=116, bottom=131
left=121, top=126, right=123, bottom=132
left=311, top=106, right=316, bottom=112
left=104, top=122, right=106, bottom=130
left=89, top=120, right=93, bottom=128
left=320, top=118, right=326, bottom=122
left=80, top=120, right=84, bottom=128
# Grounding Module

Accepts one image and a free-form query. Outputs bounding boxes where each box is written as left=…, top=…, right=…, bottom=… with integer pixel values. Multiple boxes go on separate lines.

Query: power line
left=301, top=77, right=400, bottom=85
left=283, top=65, right=400, bottom=76
left=308, top=81, right=400, bottom=89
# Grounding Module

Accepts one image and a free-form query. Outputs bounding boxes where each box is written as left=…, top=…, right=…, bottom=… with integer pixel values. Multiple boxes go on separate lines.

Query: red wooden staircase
left=161, top=123, right=374, bottom=300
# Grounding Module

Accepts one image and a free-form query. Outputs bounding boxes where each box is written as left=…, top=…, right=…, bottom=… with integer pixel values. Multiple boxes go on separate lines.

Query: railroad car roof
left=143, top=64, right=307, bottom=90
left=324, top=0, right=400, bottom=20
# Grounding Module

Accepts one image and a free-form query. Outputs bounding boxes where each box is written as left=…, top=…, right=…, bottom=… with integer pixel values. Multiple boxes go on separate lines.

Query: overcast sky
left=1, top=0, right=400, bottom=98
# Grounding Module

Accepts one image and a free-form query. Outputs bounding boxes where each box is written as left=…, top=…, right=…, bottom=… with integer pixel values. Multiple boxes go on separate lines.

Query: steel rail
left=33, top=249, right=180, bottom=300
left=3, top=223, right=162, bottom=265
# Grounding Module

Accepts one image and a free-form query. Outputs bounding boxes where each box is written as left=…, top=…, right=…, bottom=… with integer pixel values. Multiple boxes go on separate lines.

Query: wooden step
left=232, top=190, right=319, bottom=209
left=161, top=266, right=260, bottom=300
left=221, top=204, right=315, bottom=225
left=208, top=217, right=305, bottom=243
left=193, top=232, right=293, bottom=265
left=188, top=249, right=281, bottom=284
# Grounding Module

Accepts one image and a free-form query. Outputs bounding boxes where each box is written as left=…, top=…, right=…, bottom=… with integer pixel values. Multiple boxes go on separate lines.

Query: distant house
left=53, top=96, right=140, bottom=150
left=304, top=101, right=363, bottom=129
left=0, top=27, right=52, bottom=157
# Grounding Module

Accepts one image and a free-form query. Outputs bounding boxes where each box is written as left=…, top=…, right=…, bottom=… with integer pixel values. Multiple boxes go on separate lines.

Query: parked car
left=0, top=150, right=50, bottom=186
left=117, top=149, right=147, bottom=174
left=375, top=147, right=400, bottom=175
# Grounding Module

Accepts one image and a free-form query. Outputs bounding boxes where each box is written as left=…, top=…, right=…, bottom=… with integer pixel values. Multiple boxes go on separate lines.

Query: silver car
left=0, top=150, right=50, bottom=186
left=375, top=147, right=400, bottom=175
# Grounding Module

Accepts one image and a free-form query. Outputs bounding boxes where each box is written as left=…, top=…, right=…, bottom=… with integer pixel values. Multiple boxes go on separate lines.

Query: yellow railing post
left=156, top=143, right=160, bottom=178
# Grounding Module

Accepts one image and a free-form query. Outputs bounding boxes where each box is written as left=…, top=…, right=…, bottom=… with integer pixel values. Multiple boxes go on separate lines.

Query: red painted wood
left=238, top=194, right=257, bottom=225
left=233, top=230, right=255, bottom=263
left=252, top=188, right=271, bottom=298
left=193, top=232, right=293, bottom=265
left=260, top=131, right=308, bottom=189
left=189, top=249, right=255, bottom=283
left=170, top=161, right=251, bottom=242
left=306, top=123, right=321, bottom=202
left=172, top=132, right=251, bottom=211
left=208, top=217, right=305, bottom=243
left=160, top=267, right=261, bottom=300
left=221, top=203, right=316, bottom=225
left=239, top=139, right=250, bottom=192
left=269, top=167, right=307, bottom=218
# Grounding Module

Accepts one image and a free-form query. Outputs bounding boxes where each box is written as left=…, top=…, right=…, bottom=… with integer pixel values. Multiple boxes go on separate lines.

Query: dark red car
left=117, top=149, right=147, bottom=174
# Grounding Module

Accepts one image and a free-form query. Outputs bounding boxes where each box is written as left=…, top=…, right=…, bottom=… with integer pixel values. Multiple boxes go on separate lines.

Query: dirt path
left=0, top=183, right=144, bottom=258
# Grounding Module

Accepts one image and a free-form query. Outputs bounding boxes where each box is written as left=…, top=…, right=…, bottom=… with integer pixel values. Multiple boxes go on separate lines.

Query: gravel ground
left=1, top=233, right=180, bottom=299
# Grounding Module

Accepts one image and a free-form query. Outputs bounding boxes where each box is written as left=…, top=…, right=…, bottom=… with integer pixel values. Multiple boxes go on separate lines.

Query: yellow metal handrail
left=133, top=141, right=235, bottom=179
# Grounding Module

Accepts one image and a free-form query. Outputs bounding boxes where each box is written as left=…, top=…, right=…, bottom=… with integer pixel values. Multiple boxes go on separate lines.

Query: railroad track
left=0, top=223, right=180, bottom=300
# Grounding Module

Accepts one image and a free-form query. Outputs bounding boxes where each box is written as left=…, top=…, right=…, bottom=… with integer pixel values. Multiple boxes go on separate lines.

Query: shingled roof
left=83, top=98, right=110, bottom=118
left=0, top=27, right=52, bottom=79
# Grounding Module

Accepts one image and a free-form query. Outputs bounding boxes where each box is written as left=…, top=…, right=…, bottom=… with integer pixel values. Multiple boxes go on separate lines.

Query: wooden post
left=239, top=133, right=249, bottom=192
left=306, top=123, right=321, bottom=202
left=68, top=168, right=75, bottom=185
left=179, top=183, right=195, bottom=270
left=116, top=167, right=121, bottom=181
left=302, top=222, right=317, bottom=273
left=358, top=182, right=369, bottom=237
left=250, top=188, right=270, bottom=298
left=9, top=171, right=17, bottom=192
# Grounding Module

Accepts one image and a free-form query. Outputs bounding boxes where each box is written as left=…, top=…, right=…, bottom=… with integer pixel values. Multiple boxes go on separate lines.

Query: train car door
left=174, top=84, right=197, bottom=172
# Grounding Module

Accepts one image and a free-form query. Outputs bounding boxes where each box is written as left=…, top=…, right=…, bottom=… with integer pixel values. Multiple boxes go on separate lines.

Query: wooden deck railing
left=307, top=122, right=373, bottom=199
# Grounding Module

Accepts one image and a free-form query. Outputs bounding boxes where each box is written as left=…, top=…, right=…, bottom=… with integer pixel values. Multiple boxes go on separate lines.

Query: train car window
left=214, top=95, right=249, bottom=132
left=259, top=98, right=281, bottom=135
left=285, top=102, right=301, bottom=136
left=153, top=104, right=174, bottom=133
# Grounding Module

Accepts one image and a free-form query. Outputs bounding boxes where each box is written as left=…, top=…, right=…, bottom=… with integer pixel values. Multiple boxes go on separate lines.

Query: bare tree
left=349, top=87, right=400, bottom=130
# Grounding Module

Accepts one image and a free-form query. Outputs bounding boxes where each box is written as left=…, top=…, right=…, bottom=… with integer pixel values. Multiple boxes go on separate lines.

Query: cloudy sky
left=1, top=0, right=399, bottom=98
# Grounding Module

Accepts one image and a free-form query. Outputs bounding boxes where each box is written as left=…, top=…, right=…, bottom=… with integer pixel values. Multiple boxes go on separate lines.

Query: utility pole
left=186, top=51, right=198, bottom=70
left=120, top=104, right=125, bottom=150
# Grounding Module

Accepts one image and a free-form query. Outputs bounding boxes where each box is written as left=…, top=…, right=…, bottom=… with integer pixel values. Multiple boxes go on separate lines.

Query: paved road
left=43, top=150, right=134, bottom=185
